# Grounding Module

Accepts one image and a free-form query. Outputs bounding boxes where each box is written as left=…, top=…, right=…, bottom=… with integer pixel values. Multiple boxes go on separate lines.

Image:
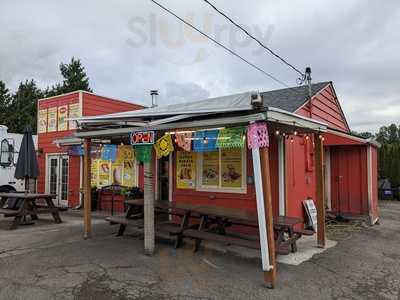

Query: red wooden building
left=36, top=91, right=144, bottom=208
left=73, top=82, right=379, bottom=224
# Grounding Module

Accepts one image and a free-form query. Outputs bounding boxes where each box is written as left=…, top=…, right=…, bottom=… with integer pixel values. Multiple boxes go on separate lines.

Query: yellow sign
left=47, top=107, right=57, bottom=132
left=201, top=151, right=219, bottom=186
left=176, top=151, right=196, bottom=189
left=111, top=162, right=123, bottom=185
left=91, top=159, right=99, bottom=187
left=221, top=149, right=242, bottom=188
left=98, top=160, right=111, bottom=187
left=57, top=105, right=68, bottom=131
left=38, top=109, right=47, bottom=133
left=69, top=103, right=81, bottom=130
left=122, top=160, right=135, bottom=187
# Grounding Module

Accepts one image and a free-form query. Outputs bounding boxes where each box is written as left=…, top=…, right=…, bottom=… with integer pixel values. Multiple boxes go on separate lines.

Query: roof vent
left=150, top=90, right=159, bottom=108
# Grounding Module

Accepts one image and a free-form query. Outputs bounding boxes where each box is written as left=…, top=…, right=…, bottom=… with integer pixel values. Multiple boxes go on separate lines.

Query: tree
left=0, top=81, right=11, bottom=126
left=7, top=80, right=43, bottom=133
left=45, top=57, right=92, bottom=97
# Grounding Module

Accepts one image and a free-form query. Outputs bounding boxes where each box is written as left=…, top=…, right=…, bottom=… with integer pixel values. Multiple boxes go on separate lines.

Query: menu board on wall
left=69, top=103, right=81, bottom=130
left=221, top=149, right=242, bottom=188
left=176, top=151, right=196, bottom=189
left=38, top=109, right=47, bottom=133
left=47, top=107, right=57, bottom=132
left=201, top=151, right=219, bottom=187
left=57, top=105, right=68, bottom=131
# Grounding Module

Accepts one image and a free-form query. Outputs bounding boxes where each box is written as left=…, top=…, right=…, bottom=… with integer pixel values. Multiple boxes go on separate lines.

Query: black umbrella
left=14, top=125, right=39, bottom=192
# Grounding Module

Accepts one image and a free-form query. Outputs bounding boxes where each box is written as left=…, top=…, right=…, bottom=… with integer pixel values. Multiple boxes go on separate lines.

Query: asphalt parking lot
left=0, top=201, right=399, bottom=300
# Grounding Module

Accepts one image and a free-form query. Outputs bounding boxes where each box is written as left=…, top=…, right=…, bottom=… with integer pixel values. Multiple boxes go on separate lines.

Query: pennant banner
left=192, top=130, right=218, bottom=152
left=102, top=144, right=117, bottom=162
left=247, top=122, right=269, bottom=149
left=217, top=126, right=246, bottom=149
left=175, top=131, right=192, bottom=152
left=154, top=134, right=174, bottom=159
left=135, top=145, right=153, bottom=163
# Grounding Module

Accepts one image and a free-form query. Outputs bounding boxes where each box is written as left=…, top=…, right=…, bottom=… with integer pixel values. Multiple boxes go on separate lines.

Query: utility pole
left=305, top=67, right=312, bottom=118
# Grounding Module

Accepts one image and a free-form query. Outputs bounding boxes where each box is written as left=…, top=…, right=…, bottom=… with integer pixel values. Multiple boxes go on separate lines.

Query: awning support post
left=144, top=160, right=155, bottom=255
left=83, top=138, right=92, bottom=239
left=259, top=147, right=277, bottom=288
left=315, top=134, right=326, bottom=248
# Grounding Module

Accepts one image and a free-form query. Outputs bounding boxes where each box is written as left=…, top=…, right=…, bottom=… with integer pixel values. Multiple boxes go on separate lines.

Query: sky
left=1, top=0, right=399, bottom=133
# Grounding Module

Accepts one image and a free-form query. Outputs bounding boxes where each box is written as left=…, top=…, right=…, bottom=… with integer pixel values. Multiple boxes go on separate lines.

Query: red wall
left=285, top=135, right=316, bottom=223
left=37, top=91, right=144, bottom=208
left=172, top=136, right=280, bottom=217
left=297, top=84, right=350, bottom=132
left=370, top=146, right=379, bottom=220
left=330, top=146, right=369, bottom=215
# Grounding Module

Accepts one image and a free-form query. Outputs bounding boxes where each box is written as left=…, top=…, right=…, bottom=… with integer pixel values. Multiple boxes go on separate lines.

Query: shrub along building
left=72, top=82, right=379, bottom=287
left=36, top=91, right=144, bottom=208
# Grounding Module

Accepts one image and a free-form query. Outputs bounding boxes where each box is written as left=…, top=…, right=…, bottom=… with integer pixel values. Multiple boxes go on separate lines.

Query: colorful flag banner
left=192, top=130, right=218, bottom=152
left=175, top=131, right=192, bottom=152
left=216, top=126, right=246, bottom=149
left=135, top=145, right=153, bottom=163
left=247, top=122, right=269, bottom=149
left=154, top=134, right=174, bottom=158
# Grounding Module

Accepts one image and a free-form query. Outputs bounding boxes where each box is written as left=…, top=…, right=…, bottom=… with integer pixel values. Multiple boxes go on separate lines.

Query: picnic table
left=109, top=199, right=310, bottom=254
left=0, top=193, right=62, bottom=230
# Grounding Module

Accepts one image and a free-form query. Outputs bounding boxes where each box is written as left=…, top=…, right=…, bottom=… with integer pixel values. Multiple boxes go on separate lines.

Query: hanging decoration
left=216, top=126, right=246, bottom=149
left=192, top=130, right=218, bottom=152
left=175, top=131, right=192, bottom=152
left=247, top=122, right=269, bottom=149
left=154, top=134, right=174, bottom=158
left=102, top=144, right=118, bottom=162
left=135, top=145, right=153, bottom=163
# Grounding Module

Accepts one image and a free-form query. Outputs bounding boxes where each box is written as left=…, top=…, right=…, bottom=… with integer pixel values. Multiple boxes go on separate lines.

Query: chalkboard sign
left=130, top=131, right=155, bottom=145
left=303, top=199, right=317, bottom=231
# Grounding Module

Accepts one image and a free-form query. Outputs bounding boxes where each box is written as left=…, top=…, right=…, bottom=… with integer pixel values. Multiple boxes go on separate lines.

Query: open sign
left=130, top=131, right=155, bottom=145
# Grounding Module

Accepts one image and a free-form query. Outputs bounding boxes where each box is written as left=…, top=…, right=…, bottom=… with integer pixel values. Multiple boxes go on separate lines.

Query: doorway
left=157, top=155, right=170, bottom=202
left=46, top=154, right=69, bottom=207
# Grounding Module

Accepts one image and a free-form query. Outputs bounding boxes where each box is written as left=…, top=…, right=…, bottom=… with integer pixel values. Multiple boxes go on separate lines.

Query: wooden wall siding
left=323, top=132, right=364, bottom=146
left=285, top=136, right=316, bottom=226
left=330, top=146, right=369, bottom=215
left=172, top=135, right=280, bottom=217
left=296, top=85, right=350, bottom=132
left=83, top=93, right=144, bottom=116
left=37, top=92, right=144, bottom=208
left=371, top=147, right=379, bottom=219
left=38, top=92, right=80, bottom=110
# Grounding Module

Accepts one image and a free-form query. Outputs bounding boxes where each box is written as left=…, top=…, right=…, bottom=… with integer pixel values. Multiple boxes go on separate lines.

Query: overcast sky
left=1, top=0, right=399, bottom=132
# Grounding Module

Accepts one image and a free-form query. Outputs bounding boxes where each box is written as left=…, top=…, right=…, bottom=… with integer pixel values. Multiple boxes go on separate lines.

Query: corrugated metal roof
left=74, top=91, right=255, bottom=122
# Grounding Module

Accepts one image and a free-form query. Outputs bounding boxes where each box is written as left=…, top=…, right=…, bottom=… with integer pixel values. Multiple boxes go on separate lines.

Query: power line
left=150, top=0, right=289, bottom=87
left=201, top=0, right=305, bottom=78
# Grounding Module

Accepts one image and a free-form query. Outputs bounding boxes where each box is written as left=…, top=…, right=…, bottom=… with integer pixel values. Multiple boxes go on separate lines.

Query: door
left=330, top=147, right=366, bottom=215
left=158, top=155, right=170, bottom=202
left=47, top=154, right=69, bottom=207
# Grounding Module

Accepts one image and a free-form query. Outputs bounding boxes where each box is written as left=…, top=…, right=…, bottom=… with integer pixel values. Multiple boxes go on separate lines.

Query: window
left=197, top=148, right=246, bottom=193
left=0, top=139, right=12, bottom=167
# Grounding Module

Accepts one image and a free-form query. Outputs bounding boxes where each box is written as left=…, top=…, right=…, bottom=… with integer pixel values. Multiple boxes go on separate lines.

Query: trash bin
left=378, top=178, right=394, bottom=200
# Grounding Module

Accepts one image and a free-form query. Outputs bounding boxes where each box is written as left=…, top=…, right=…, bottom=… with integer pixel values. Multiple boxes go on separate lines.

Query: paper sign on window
left=176, top=151, right=196, bottom=189
left=221, top=149, right=243, bottom=188
left=201, top=151, right=219, bottom=187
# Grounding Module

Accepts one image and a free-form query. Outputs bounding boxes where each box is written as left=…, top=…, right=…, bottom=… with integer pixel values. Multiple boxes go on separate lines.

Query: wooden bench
left=182, top=229, right=290, bottom=255
left=294, top=229, right=315, bottom=236
left=105, top=216, right=144, bottom=236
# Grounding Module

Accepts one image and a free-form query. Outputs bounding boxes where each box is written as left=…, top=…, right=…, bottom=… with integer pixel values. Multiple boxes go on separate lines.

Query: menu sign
left=130, top=131, right=155, bottom=145
left=47, top=107, right=57, bottom=132
left=221, top=149, right=242, bottom=188
left=38, top=109, right=47, bottom=133
left=58, top=105, right=68, bottom=131
left=69, top=103, right=81, bottom=130
left=176, top=151, right=196, bottom=189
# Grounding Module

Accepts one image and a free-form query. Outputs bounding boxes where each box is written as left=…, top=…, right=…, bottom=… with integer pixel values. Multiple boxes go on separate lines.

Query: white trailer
left=0, top=125, right=38, bottom=192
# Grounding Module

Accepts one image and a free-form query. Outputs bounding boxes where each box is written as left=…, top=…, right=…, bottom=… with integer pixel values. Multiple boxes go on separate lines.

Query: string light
left=293, top=130, right=298, bottom=136
left=275, top=130, right=280, bottom=135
